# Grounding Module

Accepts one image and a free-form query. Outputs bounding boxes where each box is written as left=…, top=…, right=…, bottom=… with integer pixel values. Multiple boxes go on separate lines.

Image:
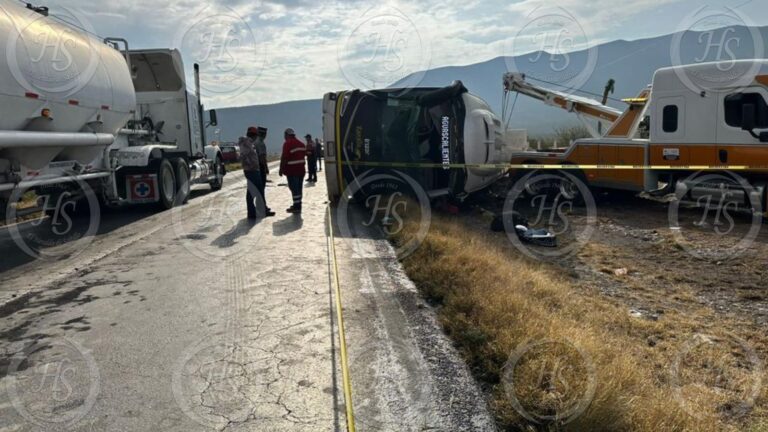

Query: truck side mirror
left=741, top=103, right=756, bottom=131
left=209, top=109, right=218, bottom=127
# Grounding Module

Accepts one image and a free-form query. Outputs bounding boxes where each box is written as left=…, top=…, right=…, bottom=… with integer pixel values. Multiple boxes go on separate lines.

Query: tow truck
left=504, top=60, right=768, bottom=211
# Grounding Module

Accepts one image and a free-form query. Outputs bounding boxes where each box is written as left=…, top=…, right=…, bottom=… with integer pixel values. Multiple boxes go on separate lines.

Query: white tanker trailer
left=0, top=1, right=225, bottom=219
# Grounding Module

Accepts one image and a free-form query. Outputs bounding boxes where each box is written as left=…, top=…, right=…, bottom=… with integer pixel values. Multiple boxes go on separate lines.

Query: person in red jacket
left=279, top=128, right=306, bottom=213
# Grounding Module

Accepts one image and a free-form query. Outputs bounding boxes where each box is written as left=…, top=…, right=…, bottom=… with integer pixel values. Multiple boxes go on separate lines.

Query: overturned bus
left=321, top=81, right=518, bottom=203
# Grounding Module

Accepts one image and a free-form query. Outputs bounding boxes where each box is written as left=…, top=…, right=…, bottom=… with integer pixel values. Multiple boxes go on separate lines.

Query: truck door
left=650, top=96, right=689, bottom=166
left=716, top=88, right=768, bottom=166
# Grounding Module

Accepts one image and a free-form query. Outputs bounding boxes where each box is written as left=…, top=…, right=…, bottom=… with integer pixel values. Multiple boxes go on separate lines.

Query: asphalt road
left=0, top=168, right=494, bottom=431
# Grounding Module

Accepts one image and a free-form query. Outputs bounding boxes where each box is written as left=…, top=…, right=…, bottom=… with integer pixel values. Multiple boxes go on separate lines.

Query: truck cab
left=103, top=48, right=224, bottom=208
left=119, top=49, right=204, bottom=157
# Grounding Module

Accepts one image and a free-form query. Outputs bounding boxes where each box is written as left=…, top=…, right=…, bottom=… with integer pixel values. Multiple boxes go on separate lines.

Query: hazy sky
left=43, top=0, right=768, bottom=108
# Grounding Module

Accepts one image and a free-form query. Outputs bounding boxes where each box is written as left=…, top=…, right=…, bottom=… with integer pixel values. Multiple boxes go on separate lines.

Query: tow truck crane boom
left=502, top=72, right=623, bottom=138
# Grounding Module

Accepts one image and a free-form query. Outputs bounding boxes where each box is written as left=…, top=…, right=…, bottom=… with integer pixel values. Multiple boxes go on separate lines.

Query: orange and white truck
left=505, top=60, right=768, bottom=210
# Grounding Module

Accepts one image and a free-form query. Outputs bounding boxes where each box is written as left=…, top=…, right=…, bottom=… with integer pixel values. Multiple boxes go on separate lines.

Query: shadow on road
left=272, top=215, right=303, bottom=236
left=211, top=218, right=261, bottom=248
left=0, top=187, right=218, bottom=276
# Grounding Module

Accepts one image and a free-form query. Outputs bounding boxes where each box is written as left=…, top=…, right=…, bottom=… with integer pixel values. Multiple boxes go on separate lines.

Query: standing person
left=305, top=134, right=317, bottom=183
left=238, top=128, right=274, bottom=219
left=315, top=138, right=323, bottom=172
left=249, top=126, right=275, bottom=216
left=279, top=128, right=306, bottom=214
left=255, top=126, right=271, bottom=187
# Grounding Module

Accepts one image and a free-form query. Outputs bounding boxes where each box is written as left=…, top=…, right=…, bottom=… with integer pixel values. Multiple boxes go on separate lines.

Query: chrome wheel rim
left=162, top=164, right=175, bottom=202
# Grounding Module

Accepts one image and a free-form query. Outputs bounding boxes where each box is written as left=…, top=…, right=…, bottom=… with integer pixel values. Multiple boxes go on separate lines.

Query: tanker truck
left=0, top=1, right=225, bottom=220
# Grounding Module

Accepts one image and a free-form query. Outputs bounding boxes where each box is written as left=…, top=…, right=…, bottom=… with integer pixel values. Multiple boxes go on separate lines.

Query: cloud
left=44, top=0, right=766, bottom=108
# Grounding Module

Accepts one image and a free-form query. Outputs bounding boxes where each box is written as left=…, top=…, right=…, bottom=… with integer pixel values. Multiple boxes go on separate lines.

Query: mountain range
left=210, top=25, right=768, bottom=154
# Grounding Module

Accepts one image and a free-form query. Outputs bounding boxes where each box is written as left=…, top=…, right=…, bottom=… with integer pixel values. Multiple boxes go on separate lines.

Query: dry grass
left=391, top=212, right=768, bottom=431
left=18, top=191, right=37, bottom=209
left=225, top=162, right=243, bottom=172
left=1, top=191, right=41, bottom=226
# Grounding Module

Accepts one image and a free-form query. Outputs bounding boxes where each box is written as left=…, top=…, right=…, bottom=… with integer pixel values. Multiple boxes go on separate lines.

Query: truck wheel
left=749, top=180, right=767, bottom=216
left=209, top=156, right=224, bottom=191
left=98, top=192, right=120, bottom=212
left=157, top=158, right=177, bottom=210
left=555, top=169, right=587, bottom=206
left=42, top=195, right=97, bottom=220
left=173, top=158, right=191, bottom=205
left=41, top=187, right=98, bottom=218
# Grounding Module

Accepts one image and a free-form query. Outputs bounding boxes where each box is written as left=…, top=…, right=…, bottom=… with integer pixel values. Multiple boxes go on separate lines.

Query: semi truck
left=0, top=1, right=225, bottom=220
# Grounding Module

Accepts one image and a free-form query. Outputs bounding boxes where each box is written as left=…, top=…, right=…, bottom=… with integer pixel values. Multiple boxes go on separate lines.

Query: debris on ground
left=516, top=225, right=557, bottom=247
left=490, top=211, right=557, bottom=247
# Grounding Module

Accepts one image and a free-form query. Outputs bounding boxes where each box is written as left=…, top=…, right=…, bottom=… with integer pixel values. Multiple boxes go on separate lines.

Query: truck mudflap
left=125, top=174, right=159, bottom=203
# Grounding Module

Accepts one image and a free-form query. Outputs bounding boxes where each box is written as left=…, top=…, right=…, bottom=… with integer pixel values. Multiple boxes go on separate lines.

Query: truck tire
left=156, top=158, right=177, bottom=210
left=173, top=158, right=191, bottom=205
left=555, top=168, right=587, bottom=206
left=41, top=186, right=98, bottom=218
left=98, top=192, right=120, bottom=212
left=209, top=156, right=224, bottom=191
left=43, top=198, right=89, bottom=218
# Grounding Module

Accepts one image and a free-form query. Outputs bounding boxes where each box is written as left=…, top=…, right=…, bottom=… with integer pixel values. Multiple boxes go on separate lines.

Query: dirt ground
left=570, top=194, right=768, bottom=327
left=444, top=180, right=768, bottom=429
left=472, top=181, right=768, bottom=329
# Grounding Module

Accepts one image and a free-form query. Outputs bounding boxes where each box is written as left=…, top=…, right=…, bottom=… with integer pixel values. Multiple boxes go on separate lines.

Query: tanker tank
left=0, top=0, right=136, bottom=171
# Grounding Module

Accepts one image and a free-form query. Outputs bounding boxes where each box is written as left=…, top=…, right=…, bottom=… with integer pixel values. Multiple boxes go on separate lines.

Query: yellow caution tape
left=339, top=160, right=763, bottom=171
left=327, top=206, right=356, bottom=432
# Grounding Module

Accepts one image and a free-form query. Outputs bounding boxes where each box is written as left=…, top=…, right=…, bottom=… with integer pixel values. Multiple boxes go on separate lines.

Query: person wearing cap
left=279, top=128, right=306, bottom=213
left=305, top=134, right=318, bottom=183
left=315, top=138, right=323, bottom=172
left=239, top=127, right=275, bottom=219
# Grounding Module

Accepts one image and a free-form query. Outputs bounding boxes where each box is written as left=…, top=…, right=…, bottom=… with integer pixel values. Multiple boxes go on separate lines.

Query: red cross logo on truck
left=127, top=174, right=159, bottom=203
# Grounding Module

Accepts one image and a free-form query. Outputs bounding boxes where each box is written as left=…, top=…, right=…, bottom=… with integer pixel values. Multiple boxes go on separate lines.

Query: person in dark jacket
left=255, top=127, right=269, bottom=185
left=315, top=138, right=323, bottom=172
left=305, top=134, right=317, bottom=183
left=238, top=128, right=272, bottom=219
left=279, top=128, right=306, bottom=213
left=245, top=126, right=274, bottom=217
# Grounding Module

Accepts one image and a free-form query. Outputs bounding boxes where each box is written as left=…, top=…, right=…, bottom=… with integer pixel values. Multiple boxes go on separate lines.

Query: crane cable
left=524, top=75, right=627, bottom=105
left=504, top=92, right=519, bottom=127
